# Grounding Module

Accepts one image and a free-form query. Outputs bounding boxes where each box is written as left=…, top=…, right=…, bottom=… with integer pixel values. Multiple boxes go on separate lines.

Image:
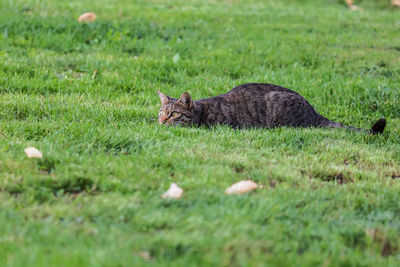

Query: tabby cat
left=157, top=83, right=386, bottom=134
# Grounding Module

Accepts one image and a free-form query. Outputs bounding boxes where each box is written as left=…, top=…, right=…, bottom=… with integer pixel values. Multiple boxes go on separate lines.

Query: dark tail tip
left=371, top=117, right=386, bottom=134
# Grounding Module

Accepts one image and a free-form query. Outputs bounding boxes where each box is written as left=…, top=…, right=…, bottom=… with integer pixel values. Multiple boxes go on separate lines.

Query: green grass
left=1, top=0, right=400, bottom=266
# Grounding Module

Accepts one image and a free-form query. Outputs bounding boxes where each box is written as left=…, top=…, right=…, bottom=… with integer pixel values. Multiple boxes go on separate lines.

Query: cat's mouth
left=163, top=121, right=189, bottom=127
left=159, top=117, right=167, bottom=125
left=159, top=119, right=174, bottom=126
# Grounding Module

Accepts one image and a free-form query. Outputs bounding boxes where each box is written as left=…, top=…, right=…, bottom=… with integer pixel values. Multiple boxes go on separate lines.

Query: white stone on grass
left=225, top=180, right=258, bottom=195
left=162, top=183, right=183, bottom=199
left=24, top=147, right=43, bottom=159
left=78, top=12, right=97, bottom=23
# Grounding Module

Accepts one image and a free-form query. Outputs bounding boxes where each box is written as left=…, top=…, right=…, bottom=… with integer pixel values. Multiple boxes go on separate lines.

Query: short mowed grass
left=1, top=0, right=400, bottom=265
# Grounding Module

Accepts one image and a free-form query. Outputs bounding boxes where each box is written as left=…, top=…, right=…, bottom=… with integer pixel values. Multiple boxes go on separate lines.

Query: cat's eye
left=171, top=112, right=179, bottom=117
left=159, top=111, right=165, bottom=116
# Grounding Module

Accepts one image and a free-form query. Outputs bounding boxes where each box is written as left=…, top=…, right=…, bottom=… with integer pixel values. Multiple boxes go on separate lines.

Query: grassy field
left=1, top=0, right=400, bottom=266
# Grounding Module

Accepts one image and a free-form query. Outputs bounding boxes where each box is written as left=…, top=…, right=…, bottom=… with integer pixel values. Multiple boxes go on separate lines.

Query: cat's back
left=196, top=83, right=300, bottom=105
left=227, top=83, right=297, bottom=97
left=196, top=83, right=323, bottom=128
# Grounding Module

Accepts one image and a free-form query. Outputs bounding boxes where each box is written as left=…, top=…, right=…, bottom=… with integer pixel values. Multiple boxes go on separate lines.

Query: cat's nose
left=160, top=117, right=168, bottom=124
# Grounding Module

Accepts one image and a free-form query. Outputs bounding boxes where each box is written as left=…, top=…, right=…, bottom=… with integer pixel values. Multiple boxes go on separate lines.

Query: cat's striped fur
left=158, top=83, right=386, bottom=134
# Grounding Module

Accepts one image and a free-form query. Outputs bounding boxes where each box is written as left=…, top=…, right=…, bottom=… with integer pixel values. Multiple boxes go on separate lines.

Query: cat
left=157, top=83, right=386, bottom=134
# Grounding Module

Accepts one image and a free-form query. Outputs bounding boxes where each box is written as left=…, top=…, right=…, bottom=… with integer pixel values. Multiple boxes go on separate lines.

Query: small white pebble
left=78, top=12, right=97, bottom=23
left=162, top=183, right=183, bottom=199
left=225, top=180, right=258, bottom=195
left=173, top=53, right=180, bottom=63
left=349, top=5, right=359, bottom=11
left=139, top=251, right=151, bottom=261
left=393, top=0, right=400, bottom=7
left=24, top=147, right=43, bottom=159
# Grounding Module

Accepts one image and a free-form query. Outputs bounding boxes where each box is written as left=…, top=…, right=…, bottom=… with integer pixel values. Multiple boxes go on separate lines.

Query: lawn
left=1, top=0, right=400, bottom=266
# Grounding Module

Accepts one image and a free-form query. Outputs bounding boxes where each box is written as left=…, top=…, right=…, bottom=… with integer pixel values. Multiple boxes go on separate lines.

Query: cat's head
left=157, top=91, right=198, bottom=126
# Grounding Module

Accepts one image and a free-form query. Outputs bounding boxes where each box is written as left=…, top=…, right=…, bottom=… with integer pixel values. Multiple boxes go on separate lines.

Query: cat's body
left=158, top=83, right=386, bottom=134
left=196, top=83, right=330, bottom=129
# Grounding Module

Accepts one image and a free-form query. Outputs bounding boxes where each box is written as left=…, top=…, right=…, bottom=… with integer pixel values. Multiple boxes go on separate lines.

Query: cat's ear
left=179, top=92, right=193, bottom=107
left=158, top=90, right=170, bottom=104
